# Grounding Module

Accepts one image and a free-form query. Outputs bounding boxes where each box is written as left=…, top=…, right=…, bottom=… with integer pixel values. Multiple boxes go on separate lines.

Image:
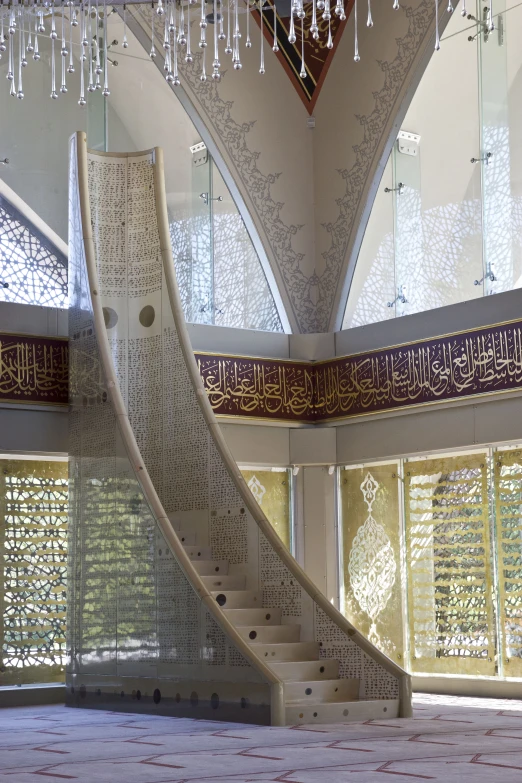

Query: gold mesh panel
left=494, top=449, right=522, bottom=678
left=1, top=459, right=68, bottom=685
left=405, top=454, right=494, bottom=675
left=340, top=465, right=403, bottom=663
left=241, top=469, right=291, bottom=549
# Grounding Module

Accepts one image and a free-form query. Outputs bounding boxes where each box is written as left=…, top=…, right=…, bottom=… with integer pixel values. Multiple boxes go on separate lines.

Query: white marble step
left=251, top=641, right=320, bottom=662
left=211, top=590, right=262, bottom=609
left=224, top=608, right=282, bottom=626
left=201, top=574, right=246, bottom=591
left=184, top=545, right=212, bottom=560
left=270, top=659, right=340, bottom=681
left=239, top=624, right=301, bottom=644
left=193, top=559, right=229, bottom=576
left=284, top=679, right=359, bottom=704
left=286, top=698, right=400, bottom=725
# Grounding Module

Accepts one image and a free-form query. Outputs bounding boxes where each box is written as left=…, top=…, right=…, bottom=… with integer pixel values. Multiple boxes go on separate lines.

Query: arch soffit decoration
left=324, top=0, right=452, bottom=332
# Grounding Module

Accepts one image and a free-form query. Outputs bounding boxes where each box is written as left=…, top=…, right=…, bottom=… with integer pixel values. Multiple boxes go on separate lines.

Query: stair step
left=224, top=608, right=282, bottom=626
left=176, top=531, right=196, bottom=546
left=284, top=679, right=359, bottom=704
left=201, top=574, right=246, bottom=591
left=184, top=545, right=212, bottom=560
left=240, top=624, right=300, bottom=644
left=251, top=641, right=320, bottom=662
left=210, top=590, right=261, bottom=609
left=270, top=659, right=340, bottom=681
left=193, top=559, right=229, bottom=576
left=286, top=698, right=400, bottom=725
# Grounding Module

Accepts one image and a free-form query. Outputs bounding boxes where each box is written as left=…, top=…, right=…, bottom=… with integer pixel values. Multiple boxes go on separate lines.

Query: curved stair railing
left=67, top=131, right=411, bottom=724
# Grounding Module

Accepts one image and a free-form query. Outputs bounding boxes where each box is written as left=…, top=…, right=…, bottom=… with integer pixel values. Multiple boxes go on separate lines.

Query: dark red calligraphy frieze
left=196, top=320, right=522, bottom=422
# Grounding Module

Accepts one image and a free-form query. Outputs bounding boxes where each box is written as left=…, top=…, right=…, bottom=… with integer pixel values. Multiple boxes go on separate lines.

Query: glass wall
left=0, top=458, right=68, bottom=686
left=340, top=445, right=522, bottom=679
left=344, top=1, right=522, bottom=328
left=240, top=467, right=293, bottom=552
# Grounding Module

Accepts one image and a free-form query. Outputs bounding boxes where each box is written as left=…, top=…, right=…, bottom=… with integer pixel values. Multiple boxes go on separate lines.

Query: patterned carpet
left=1, top=694, right=522, bottom=781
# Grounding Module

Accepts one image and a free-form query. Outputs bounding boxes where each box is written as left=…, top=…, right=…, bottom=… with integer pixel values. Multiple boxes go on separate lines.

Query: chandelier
left=0, top=0, right=476, bottom=106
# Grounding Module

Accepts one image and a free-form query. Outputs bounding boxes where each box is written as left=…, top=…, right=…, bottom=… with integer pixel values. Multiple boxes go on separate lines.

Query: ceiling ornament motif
left=251, top=0, right=351, bottom=112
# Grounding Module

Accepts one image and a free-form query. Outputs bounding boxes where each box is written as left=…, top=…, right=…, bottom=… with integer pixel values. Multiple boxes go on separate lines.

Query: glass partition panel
left=241, top=468, right=292, bottom=551
left=479, top=0, right=513, bottom=294
left=339, top=464, right=404, bottom=664
left=506, top=3, right=522, bottom=292
left=344, top=8, right=484, bottom=327
left=212, top=165, right=283, bottom=332
left=343, top=160, right=395, bottom=328
left=171, top=154, right=213, bottom=325
left=393, top=146, right=422, bottom=317
left=404, top=453, right=495, bottom=676
left=1, top=458, right=68, bottom=686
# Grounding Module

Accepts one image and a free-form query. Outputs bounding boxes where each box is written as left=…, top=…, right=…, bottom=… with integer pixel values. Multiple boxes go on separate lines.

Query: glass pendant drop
left=246, top=0, right=251, bottom=47
left=259, top=0, right=264, bottom=73
left=200, top=41, right=207, bottom=80
left=123, top=4, right=129, bottom=47
left=225, top=0, right=232, bottom=54
left=186, top=0, right=193, bottom=61
left=212, top=0, right=221, bottom=79
left=102, top=2, right=110, bottom=96
left=150, top=6, right=157, bottom=56
left=311, top=0, right=318, bottom=38
left=288, top=7, right=296, bottom=43
left=354, top=0, right=359, bottom=60
left=51, top=36, right=58, bottom=98
left=299, top=17, right=305, bottom=77
left=17, top=23, right=24, bottom=98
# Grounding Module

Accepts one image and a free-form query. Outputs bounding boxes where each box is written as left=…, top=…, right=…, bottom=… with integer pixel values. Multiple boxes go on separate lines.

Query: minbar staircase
left=180, top=528, right=400, bottom=724
left=69, top=135, right=410, bottom=727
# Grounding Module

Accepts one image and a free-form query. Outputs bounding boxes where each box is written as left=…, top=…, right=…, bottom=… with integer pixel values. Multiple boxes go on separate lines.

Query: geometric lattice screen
left=0, top=196, right=68, bottom=309
left=240, top=468, right=292, bottom=550
left=340, top=449, right=522, bottom=680
left=339, top=464, right=404, bottom=666
left=0, top=459, right=68, bottom=685
left=494, top=448, right=522, bottom=679
left=405, top=454, right=495, bottom=676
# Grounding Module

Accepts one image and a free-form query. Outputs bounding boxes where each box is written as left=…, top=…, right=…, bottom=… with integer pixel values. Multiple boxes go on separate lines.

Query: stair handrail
left=153, top=147, right=412, bottom=718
